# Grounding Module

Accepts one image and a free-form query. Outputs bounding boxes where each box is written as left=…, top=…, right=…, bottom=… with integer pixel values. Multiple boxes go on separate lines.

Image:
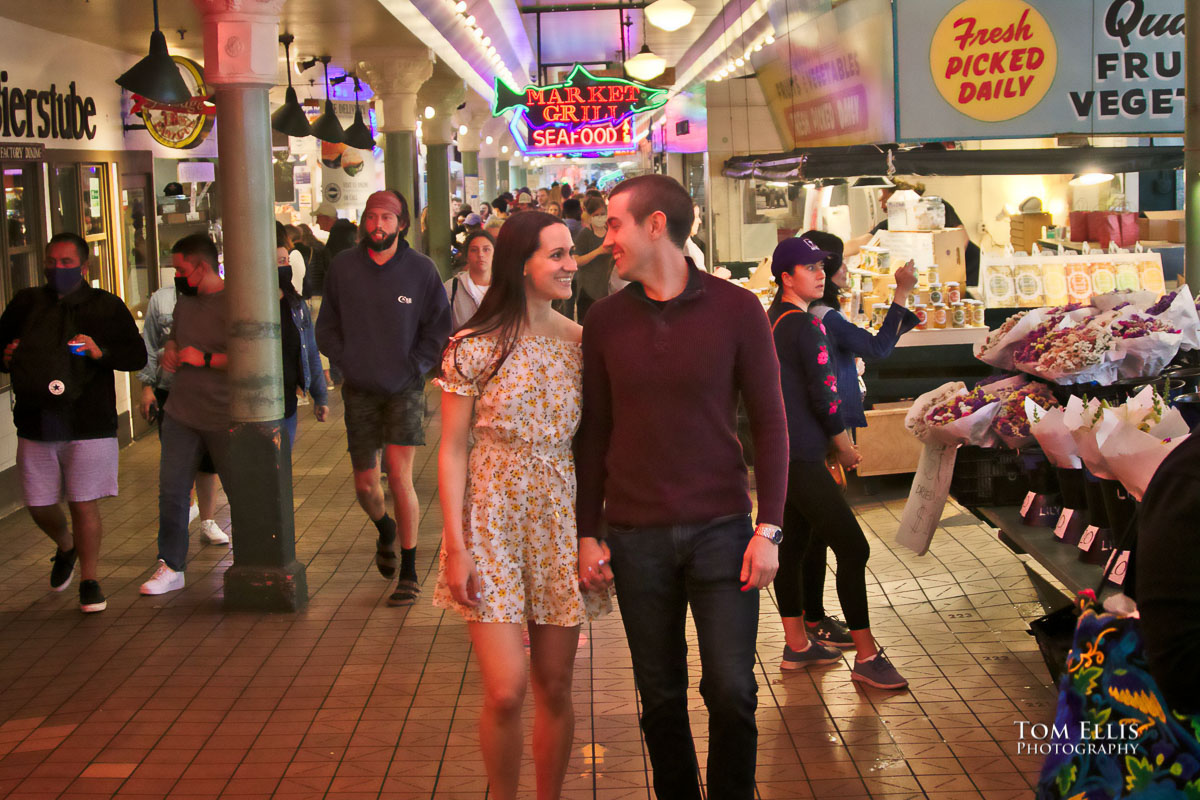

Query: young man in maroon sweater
left=576, top=175, right=788, bottom=800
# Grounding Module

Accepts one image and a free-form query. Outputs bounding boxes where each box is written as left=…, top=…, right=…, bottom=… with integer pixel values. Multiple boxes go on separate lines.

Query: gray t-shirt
left=574, top=227, right=613, bottom=300
left=165, top=291, right=229, bottom=431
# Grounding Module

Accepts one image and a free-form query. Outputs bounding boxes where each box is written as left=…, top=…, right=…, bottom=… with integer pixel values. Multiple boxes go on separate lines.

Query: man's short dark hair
left=562, top=198, right=582, bottom=220
left=48, top=232, right=88, bottom=264
left=608, top=175, right=693, bottom=249
left=583, top=196, right=606, bottom=217
left=172, top=233, right=220, bottom=269
left=493, top=196, right=509, bottom=213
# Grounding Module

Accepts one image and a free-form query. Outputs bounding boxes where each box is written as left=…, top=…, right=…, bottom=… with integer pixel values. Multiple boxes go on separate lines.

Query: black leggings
left=774, top=459, right=871, bottom=630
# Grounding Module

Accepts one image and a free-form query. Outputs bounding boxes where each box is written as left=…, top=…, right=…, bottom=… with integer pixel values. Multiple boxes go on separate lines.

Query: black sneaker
left=79, top=580, right=107, bottom=613
left=807, top=615, right=855, bottom=649
left=50, top=547, right=76, bottom=592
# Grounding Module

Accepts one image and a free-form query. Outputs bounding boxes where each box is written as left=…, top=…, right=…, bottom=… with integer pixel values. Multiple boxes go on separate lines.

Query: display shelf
left=977, top=505, right=1104, bottom=596
left=895, top=327, right=989, bottom=348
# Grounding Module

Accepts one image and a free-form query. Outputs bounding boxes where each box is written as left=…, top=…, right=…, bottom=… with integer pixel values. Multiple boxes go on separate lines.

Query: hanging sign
left=492, top=65, right=667, bottom=155
left=130, top=56, right=215, bottom=149
left=895, top=0, right=1185, bottom=140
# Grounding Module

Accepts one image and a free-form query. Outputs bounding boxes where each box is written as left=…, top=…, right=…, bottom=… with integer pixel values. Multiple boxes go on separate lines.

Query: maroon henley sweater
left=576, top=263, right=788, bottom=538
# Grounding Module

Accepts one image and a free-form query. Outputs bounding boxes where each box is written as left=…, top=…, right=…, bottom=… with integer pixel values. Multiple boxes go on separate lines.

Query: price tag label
left=1054, top=509, right=1074, bottom=540
left=1078, top=526, right=1098, bottom=551
left=1020, top=491, right=1036, bottom=516
left=1105, top=550, right=1130, bottom=585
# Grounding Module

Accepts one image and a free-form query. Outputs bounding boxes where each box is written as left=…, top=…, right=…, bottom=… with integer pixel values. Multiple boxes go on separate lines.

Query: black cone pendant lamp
left=310, top=57, right=345, bottom=144
left=272, top=34, right=311, bottom=138
left=116, top=0, right=191, bottom=104
left=343, top=76, right=375, bottom=150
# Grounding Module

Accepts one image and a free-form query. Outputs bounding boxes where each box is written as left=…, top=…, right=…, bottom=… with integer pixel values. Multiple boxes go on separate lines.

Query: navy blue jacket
left=316, top=241, right=451, bottom=394
left=768, top=302, right=845, bottom=463
left=811, top=302, right=918, bottom=428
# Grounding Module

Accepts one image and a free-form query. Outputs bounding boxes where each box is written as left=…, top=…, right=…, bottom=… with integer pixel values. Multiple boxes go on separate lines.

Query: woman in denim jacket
left=277, top=245, right=329, bottom=449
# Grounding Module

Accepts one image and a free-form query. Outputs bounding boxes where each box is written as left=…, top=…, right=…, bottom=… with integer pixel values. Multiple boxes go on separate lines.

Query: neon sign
left=493, top=64, right=667, bottom=155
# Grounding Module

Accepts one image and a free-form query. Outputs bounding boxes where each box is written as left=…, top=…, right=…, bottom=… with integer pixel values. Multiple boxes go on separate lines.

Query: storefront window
left=52, top=165, right=80, bottom=234
left=83, top=166, right=106, bottom=236
left=1, top=162, right=44, bottom=390
left=121, top=184, right=151, bottom=314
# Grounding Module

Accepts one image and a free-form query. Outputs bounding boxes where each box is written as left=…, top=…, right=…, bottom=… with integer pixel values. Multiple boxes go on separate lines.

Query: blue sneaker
left=781, top=640, right=842, bottom=670
left=851, top=648, right=909, bottom=690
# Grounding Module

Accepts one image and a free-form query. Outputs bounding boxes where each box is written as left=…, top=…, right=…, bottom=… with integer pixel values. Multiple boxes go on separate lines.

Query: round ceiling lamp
left=116, top=0, right=192, bottom=104
left=271, top=34, right=311, bottom=138
left=644, top=0, right=695, bottom=31
left=624, top=44, right=666, bottom=81
left=310, top=57, right=345, bottom=144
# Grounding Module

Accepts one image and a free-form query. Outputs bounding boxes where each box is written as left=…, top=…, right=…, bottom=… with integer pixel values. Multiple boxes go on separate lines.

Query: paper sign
left=896, top=442, right=958, bottom=556
left=1078, top=526, right=1099, bottom=551
left=1054, top=509, right=1074, bottom=540
left=1020, top=491, right=1036, bottom=517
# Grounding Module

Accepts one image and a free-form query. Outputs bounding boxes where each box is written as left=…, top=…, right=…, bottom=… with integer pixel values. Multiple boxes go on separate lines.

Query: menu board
left=981, top=252, right=1165, bottom=308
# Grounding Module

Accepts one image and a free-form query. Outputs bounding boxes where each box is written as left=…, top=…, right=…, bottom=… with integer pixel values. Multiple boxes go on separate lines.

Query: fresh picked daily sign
left=894, top=0, right=1184, bottom=140
left=493, top=65, right=667, bottom=154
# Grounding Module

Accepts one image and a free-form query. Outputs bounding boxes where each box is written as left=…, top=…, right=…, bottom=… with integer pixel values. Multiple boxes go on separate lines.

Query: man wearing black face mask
left=0, top=232, right=146, bottom=613
left=316, top=190, right=451, bottom=607
left=140, top=233, right=233, bottom=597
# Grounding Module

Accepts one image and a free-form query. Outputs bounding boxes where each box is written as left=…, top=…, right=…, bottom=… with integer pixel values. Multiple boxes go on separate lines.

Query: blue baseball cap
left=771, top=236, right=831, bottom=282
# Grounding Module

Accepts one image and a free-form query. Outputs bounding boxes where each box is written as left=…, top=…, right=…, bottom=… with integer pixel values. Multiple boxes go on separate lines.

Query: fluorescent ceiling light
left=645, top=0, right=695, bottom=31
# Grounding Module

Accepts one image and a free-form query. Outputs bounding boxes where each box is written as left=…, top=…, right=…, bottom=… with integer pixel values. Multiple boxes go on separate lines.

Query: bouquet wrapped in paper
left=992, top=381, right=1059, bottom=449
left=1024, top=313, right=1119, bottom=385
left=1064, top=394, right=1116, bottom=479
left=1091, top=288, right=1157, bottom=312
left=1144, top=285, right=1200, bottom=351
left=1093, top=388, right=1191, bottom=500
left=905, top=381, right=966, bottom=444
left=922, top=375, right=1026, bottom=447
left=1028, top=399, right=1082, bottom=469
left=975, top=309, right=1038, bottom=370
left=1111, top=309, right=1183, bottom=379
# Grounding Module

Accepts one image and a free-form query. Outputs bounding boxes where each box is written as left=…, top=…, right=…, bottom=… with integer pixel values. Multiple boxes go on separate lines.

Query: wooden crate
left=1010, top=212, right=1053, bottom=254
left=857, top=401, right=923, bottom=477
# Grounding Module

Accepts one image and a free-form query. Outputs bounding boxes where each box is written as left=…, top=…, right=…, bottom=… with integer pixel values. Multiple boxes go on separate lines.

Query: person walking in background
left=276, top=221, right=305, bottom=297
left=0, top=232, right=147, bottom=613
left=767, top=236, right=908, bottom=690
left=571, top=196, right=612, bottom=323
left=444, top=230, right=495, bottom=330
left=138, top=269, right=228, bottom=547
left=140, top=234, right=233, bottom=597
left=561, top=198, right=583, bottom=237
left=484, top=196, right=509, bottom=232
left=435, top=210, right=610, bottom=800
left=275, top=243, right=329, bottom=450
left=316, top=190, right=451, bottom=607
left=802, top=230, right=918, bottom=651
left=576, top=175, right=788, bottom=800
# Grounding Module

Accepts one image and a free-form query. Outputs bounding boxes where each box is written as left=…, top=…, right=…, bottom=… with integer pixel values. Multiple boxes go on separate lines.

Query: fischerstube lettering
left=0, top=71, right=97, bottom=141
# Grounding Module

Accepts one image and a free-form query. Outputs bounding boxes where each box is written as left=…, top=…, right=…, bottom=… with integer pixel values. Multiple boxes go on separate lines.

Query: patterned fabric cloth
left=1036, top=602, right=1200, bottom=799
left=433, top=334, right=611, bottom=625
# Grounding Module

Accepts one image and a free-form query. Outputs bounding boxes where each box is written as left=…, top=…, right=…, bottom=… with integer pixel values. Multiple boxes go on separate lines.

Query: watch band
left=754, top=524, right=783, bottom=545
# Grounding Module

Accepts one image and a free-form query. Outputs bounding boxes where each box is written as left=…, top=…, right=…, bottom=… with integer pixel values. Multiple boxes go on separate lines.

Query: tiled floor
left=0, top=390, right=1059, bottom=799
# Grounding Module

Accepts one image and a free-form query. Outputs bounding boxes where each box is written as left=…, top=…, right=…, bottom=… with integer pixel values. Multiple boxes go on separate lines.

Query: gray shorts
left=342, top=382, right=426, bottom=471
left=18, top=437, right=119, bottom=507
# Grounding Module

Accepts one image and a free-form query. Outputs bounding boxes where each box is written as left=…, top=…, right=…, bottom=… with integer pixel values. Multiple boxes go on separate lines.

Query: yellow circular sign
left=140, top=56, right=215, bottom=150
left=929, top=0, right=1057, bottom=122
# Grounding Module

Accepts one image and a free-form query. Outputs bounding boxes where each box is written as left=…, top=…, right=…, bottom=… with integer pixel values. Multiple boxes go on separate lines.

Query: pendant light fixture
left=310, top=57, right=345, bottom=144
left=644, top=0, right=695, bottom=32
left=624, top=13, right=666, bottom=81
left=271, top=34, right=311, bottom=138
left=342, top=75, right=375, bottom=150
left=116, top=0, right=191, bottom=104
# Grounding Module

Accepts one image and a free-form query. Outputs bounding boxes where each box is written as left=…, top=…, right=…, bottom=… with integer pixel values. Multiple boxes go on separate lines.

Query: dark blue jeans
left=158, top=414, right=232, bottom=571
left=606, top=513, right=759, bottom=800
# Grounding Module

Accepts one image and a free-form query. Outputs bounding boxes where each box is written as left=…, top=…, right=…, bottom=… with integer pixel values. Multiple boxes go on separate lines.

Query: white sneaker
left=199, top=519, right=229, bottom=545
left=188, top=503, right=200, bottom=524
left=140, top=560, right=185, bottom=595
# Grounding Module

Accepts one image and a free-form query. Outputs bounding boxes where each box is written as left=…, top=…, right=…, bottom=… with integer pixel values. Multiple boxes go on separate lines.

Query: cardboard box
left=1144, top=210, right=1184, bottom=242
left=1168, top=218, right=1186, bottom=243
left=879, top=228, right=968, bottom=286
left=162, top=212, right=188, bottom=225
left=1009, top=212, right=1053, bottom=254
left=857, top=401, right=923, bottom=477
left=1138, top=216, right=1150, bottom=241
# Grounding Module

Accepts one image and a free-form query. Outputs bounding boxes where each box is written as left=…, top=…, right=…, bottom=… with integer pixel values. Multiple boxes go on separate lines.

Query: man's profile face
left=172, top=252, right=204, bottom=286
left=317, top=214, right=335, bottom=232
left=46, top=241, right=85, bottom=273
left=603, top=192, right=651, bottom=281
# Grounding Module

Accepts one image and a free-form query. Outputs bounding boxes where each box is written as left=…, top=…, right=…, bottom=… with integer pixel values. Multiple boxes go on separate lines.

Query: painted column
left=479, top=119, right=502, bottom=204
left=194, top=0, right=305, bottom=612
left=509, top=158, right=521, bottom=193
left=418, top=76, right=466, bottom=279
left=358, top=51, right=434, bottom=254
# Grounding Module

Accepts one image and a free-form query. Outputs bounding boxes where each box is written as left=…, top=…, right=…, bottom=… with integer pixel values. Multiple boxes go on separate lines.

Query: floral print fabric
left=432, top=334, right=611, bottom=625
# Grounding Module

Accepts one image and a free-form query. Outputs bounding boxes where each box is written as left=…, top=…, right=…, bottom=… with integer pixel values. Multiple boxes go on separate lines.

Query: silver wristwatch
left=753, top=524, right=783, bottom=545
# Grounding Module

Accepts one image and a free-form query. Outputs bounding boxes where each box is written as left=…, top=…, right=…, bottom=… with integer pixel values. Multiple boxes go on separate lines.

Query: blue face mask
left=45, top=267, right=84, bottom=294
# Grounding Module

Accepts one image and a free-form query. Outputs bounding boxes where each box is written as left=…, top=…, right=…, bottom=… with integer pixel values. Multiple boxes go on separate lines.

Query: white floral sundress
left=432, top=334, right=612, bottom=625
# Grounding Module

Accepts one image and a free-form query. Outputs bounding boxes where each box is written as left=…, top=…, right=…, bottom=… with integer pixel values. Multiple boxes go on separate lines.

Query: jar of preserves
left=968, top=300, right=986, bottom=327
left=931, top=303, right=948, bottom=329
left=951, top=302, right=966, bottom=328
left=928, top=282, right=944, bottom=305
left=945, top=281, right=961, bottom=305
left=926, top=267, right=940, bottom=286
left=914, top=304, right=928, bottom=329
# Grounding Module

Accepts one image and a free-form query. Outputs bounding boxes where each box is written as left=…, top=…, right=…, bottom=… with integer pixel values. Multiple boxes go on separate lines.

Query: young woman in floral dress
left=434, top=210, right=611, bottom=800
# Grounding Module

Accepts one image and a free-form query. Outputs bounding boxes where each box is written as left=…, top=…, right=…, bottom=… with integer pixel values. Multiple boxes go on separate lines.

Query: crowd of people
left=2, top=175, right=927, bottom=800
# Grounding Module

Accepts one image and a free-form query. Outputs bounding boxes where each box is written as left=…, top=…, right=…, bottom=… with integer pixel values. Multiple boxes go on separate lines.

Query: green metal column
left=212, top=84, right=307, bottom=612
left=480, top=156, right=498, bottom=205
left=1187, top=0, right=1200, bottom=290
left=462, top=149, right=480, bottom=210
left=385, top=130, right=421, bottom=253
left=427, top=143, right=453, bottom=279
